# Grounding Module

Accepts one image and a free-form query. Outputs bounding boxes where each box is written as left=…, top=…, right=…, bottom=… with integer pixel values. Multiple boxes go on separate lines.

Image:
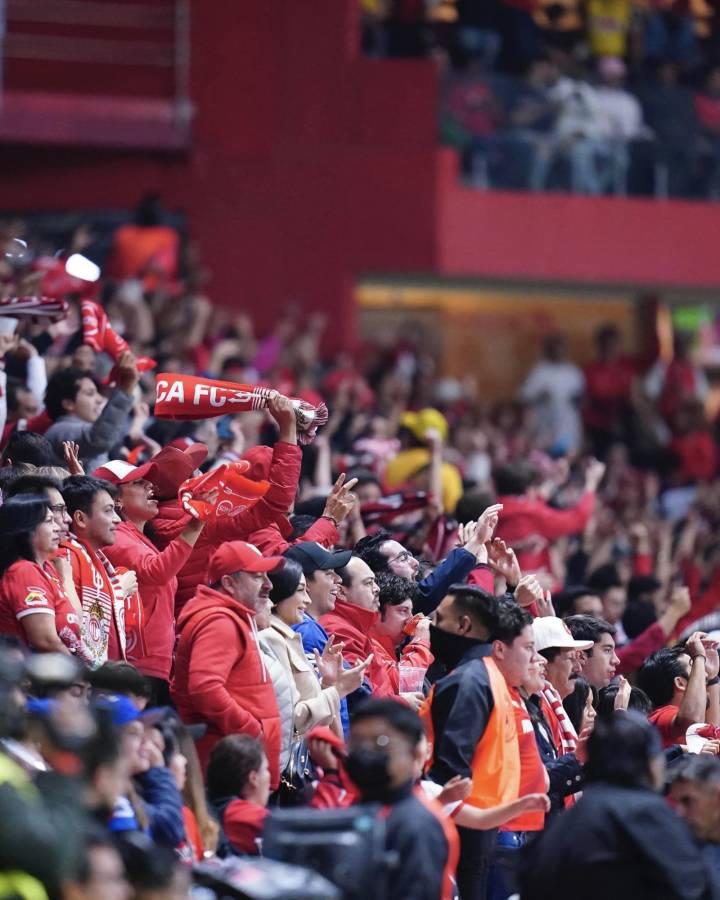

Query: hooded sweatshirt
left=172, top=585, right=281, bottom=788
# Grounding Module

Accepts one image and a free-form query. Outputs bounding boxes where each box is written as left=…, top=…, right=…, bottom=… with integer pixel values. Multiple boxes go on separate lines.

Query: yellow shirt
left=587, top=0, right=632, bottom=57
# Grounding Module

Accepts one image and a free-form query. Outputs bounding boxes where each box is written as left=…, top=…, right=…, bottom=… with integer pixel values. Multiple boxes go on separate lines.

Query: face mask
left=345, top=747, right=393, bottom=799
left=429, top=623, right=483, bottom=670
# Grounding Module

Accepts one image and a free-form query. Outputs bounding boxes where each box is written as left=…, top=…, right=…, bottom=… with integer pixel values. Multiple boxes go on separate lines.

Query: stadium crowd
left=361, top=1, right=720, bottom=197
left=1, top=201, right=720, bottom=899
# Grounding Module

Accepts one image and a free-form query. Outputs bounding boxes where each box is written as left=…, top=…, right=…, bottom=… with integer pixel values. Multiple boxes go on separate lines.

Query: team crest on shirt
left=24, top=586, right=48, bottom=606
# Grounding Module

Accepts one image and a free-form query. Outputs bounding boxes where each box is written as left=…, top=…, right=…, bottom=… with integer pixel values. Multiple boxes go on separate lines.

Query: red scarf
left=59, top=537, right=128, bottom=668
left=179, top=461, right=269, bottom=520
left=154, top=373, right=328, bottom=445
left=541, top=682, right=577, bottom=754
left=0, top=295, right=68, bottom=318
left=81, top=299, right=156, bottom=380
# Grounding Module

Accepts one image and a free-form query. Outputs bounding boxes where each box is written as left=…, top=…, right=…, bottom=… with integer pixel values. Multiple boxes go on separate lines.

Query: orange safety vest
left=420, top=656, right=520, bottom=809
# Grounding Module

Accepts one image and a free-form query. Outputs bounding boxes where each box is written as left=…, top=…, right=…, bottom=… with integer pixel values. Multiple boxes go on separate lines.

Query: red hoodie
left=369, top=627, right=433, bottom=695
left=172, top=585, right=281, bottom=788
left=495, top=492, right=595, bottom=575
left=152, top=440, right=302, bottom=614
left=320, top=600, right=396, bottom=697
left=103, top=521, right=194, bottom=680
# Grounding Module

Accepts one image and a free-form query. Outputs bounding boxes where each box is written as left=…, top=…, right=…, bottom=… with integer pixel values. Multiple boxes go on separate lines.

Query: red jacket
left=320, top=601, right=396, bottom=697
left=103, top=521, right=194, bottom=680
left=248, top=514, right=339, bottom=556
left=369, top=626, right=433, bottom=695
left=152, top=440, right=302, bottom=613
left=616, top=621, right=668, bottom=676
left=495, top=492, right=595, bottom=575
left=172, top=585, right=281, bottom=787
left=222, top=799, right=268, bottom=855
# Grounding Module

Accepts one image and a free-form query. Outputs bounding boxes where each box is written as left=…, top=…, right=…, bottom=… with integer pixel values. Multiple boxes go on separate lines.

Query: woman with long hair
left=0, top=494, right=86, bottom=658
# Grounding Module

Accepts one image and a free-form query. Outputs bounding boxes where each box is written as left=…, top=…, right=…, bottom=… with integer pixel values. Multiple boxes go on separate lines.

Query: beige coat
left=262, top=614, right=343, bottom=739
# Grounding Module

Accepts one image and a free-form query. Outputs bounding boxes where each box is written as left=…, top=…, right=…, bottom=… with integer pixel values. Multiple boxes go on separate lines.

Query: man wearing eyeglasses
left=354, top=521, right=493, bottom=617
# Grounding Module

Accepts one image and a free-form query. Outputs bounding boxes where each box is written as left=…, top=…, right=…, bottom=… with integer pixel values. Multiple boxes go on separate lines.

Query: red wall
left=436, top=152, right=720, bottom=289
left=0, top=0, right=719, bottom=353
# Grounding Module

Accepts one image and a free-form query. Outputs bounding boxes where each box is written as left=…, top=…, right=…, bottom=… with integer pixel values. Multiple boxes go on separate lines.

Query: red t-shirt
left=0, top=559, right=84, bottom=656
left=649, top=704, right=681, bottom=749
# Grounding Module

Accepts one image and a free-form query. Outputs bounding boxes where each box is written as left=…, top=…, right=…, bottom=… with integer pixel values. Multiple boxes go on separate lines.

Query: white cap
left=533, top=616, right=594, bottom=653
left=93, top=459, right=156, bottom=486
left=0, top=317, right=19, bottom=336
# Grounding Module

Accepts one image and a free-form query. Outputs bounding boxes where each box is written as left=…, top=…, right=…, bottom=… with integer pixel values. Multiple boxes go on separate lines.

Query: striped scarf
left=541, top=681, right=577, bottom=755
left=0, top=295, right=68, bottom=318
left=59, top=537, right=127, bottom=669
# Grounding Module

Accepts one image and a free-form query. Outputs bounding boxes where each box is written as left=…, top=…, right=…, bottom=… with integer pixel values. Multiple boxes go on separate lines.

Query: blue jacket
left=136, top=766, right=186, bottom=848
left=415, top=547, right=478, bottom=615
left=293, top=613, right=351, bottom=736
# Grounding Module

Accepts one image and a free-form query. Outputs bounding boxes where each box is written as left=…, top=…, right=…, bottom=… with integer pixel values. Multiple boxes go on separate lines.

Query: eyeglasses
left=387, top=549, right=414, bottom=566
left=48, top=503, right=67, bottom=516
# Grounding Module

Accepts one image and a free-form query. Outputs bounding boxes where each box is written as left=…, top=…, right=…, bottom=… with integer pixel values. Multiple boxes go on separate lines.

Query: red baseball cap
left=93, top=459, right=158, bottom=486
left=242, top=445, right=273, bottom=482
left=150, top=442, right=209, bottom=500
left=208, top=541, right=284, bottom=583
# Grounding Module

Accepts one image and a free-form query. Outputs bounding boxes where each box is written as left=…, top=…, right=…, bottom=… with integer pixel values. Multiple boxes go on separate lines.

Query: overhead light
left=66, top=253, right=100, bottom=282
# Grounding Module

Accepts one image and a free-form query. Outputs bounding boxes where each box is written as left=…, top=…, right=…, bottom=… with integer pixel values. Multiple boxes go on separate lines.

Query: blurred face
left=670, top=780, right=720, bottom=842
left=46, top=487, right=71, bottom=541
left=65, top=377, right=104, bottom=423
left=169, top=751, right=188, bottom=792
left=493, top=625, right=535, bottom=688
left=523, top=651, right=547, bottom=695
left=82, top=845, right=131, bottom=900
left=348, top=717, right=421, bottom=792
left=14, top=387, right=38, bottom=421
left=341, top=558, right=380, bottom=612
left=246, top=753, right=272, bottom=807
left=545, top=647, right=578, bottom=699
left=381, top=540, right=419, bottom=580
left=222, top=570, right=272, bottom=614
left=76, top=490, right=121, bottom=548
left=306, top=567, right=342, bottom=616
left=118, top=480, right=158, bottom=524
left=573, top=594, right=604, bottom=618
left=602, top=587, right=627, bottom=626
left=275, top=575, right=311, bottom=627
left=581, top=634, right=619, bottom=689
left=31, top=507, right=61, bottom=558
left=355, top=482, right=382, bottom=503
left=121, top=719, right=146, bottom=775
left=379, top=599, right=414, bottom=646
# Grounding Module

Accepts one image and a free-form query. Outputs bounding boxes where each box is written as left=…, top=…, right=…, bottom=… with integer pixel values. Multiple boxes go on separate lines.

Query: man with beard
left=420, top=585, right=520, bottom=900
left=172, top=541, right=284, bottom=788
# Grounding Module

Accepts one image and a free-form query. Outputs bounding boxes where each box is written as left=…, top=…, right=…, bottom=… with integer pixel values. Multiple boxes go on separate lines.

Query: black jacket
left=382, top=784, right=449, bottom=900
left=427, top=644, right=494, bottom=786
left=525, top=693, right=584, bottom=815
left=519, top=783, right=718, bottom=900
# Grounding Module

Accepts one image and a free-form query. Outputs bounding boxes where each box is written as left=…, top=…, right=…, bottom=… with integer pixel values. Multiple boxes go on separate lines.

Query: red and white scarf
left=59, top=537, right=128, bottom=669
left=541, top=681, right=578, bottom=754
left=179, top=461, right=269, bottom=520
left=154, top=373, right=328, bottom=445
left=0, top=295, right=68, bottom=318
left=81, top=298, right=156, bottom=379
